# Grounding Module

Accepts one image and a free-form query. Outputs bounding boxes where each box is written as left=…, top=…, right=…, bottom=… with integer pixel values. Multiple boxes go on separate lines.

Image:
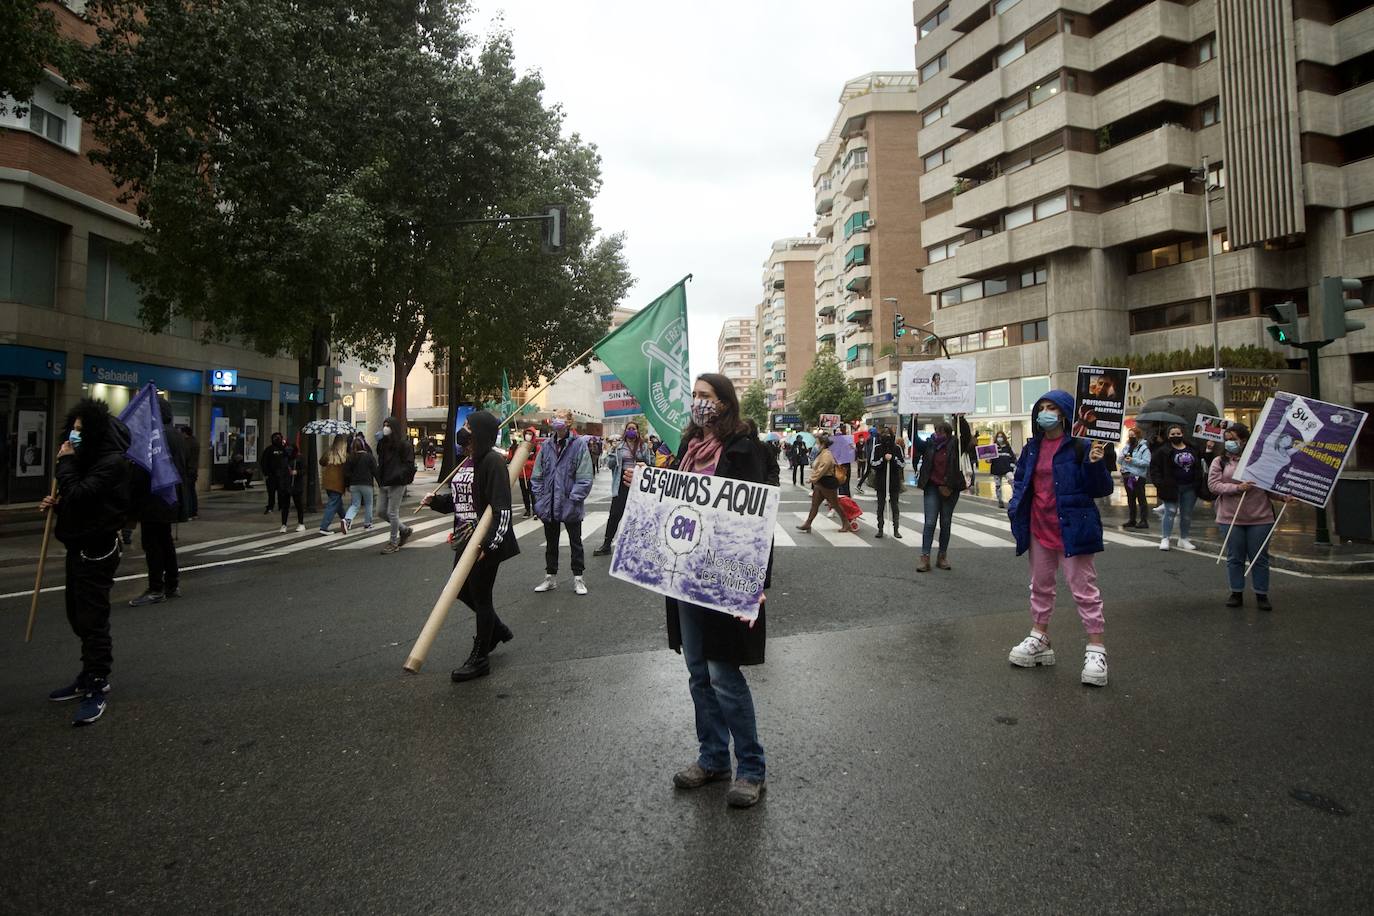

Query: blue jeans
left=677, top=601, right=764, bottom=781
left=345, top=486, right=374, bottom=525
left=922, top=486, right=959, bottom=554
left=1222, top=522, right=1272, bottom=594
left=319, top=490, right=345, bottom=531
left=1161, top=485, right=1197, bottom=541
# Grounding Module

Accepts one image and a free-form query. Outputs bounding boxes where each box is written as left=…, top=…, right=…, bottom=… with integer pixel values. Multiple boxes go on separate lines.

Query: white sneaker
left=1178, top=539, right=1197, bottom=551
left=1158, top=538, right=1170, bottom=551
left=534, top=574, right=558, bottom=593
left=1081, top=646, right=1108, bottom=687
left=1152, top=504, right=1165, bottom=514
left=1008, top=632, right=1055, bottom=668
left=317, top=528, right=331, bottom=536
left=280, top=525, right=287, bottom=533
left=295, top=524, right=306, bottom=532
left=573, top=576, right=588, bottom=596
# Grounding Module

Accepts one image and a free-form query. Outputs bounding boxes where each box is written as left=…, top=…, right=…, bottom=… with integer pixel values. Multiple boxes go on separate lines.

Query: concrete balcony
left=919, top=208, right=962, bottom=249
left=844, top=328, right=876, bottom=350
left=844, top=360, right=877, bottom=383
left=844, top=264, right=873, bottom=294
left=920, top=164, right=958, bottom=202
left=817, top=322, right=837, bottom=342
left=1095, top=124, right=1197, bottom=189
left=1294, top=5, right=1374, bottom=67
left=844, top=297, right=873, bottom=323
left=1125, top=247, right=1305, bottom=311
left=1094, top=63, right=1196, bottom=129
left=818, top=297, right=837, bottom=317
left=921, top=257, right=964, bottom=297
left=916, top=115, right=963, bottom=159
left=1345, top=82, right=1374, bottom=136
left=1092, top=1, right=1192, bottom=70
left=953, top=210, right=1096, bottom=277
left=815, top=185, right=834, bottom=215
left=953, top=153, right=1094, bottom=228
left=934, top=285, right=1048, bottom=337
left=843, top=164, right=869, bottom=200
left=815, top=216, right=836, bottom=239
left=947, top=13, right=999, bottom=82
left=1099, top=190, right=1206, bottom=248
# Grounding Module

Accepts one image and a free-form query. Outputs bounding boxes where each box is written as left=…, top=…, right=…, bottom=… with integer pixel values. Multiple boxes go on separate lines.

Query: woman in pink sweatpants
left=1004, top=390, right=1115, bottom=686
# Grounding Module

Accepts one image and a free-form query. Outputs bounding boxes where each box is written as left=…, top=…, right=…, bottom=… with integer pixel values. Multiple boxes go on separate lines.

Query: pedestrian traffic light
left=541, top=204, right=567, bottom=254
left=1316, top=276, right=1366, bottom=342
left=304, top=375, right=322, bottom=403
left=1265, top=300, right=1302, bottom=346
left=893, top=313, right=906, bottom=338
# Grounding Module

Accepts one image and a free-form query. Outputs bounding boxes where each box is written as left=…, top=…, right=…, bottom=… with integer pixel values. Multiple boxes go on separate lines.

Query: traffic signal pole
left=1304, top=341, right=1332, bottom=545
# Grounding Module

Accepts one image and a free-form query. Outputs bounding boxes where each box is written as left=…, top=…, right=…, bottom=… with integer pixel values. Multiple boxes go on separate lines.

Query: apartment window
left=921, top=52, right=948, bottom=83
left=1034, top=194, right=1067, bottom=220
left=0, top=209, right=60, bottom=307
left=1212, top=229, right=1231, bottom=254
left=1005, top=203, right=1034, bottom=230
left=923, top=102, right=950, bottom=127
left=843, top=211, right=871, bottom=239
left=991, top=379, right=1011, bottom=413
left=1208, top=163, right=1226, bottom=189
left=1020, top=264, right=1047, bottom=287
left=1201, top=100, right=1221, bottom=126
left=985, top=328, right=1008, bottom=350
left=923, top=147, right=949, bottom=171
left=998, top=97, right=1029, bottom=121
left=1021, top=319, right=1049, bottom=342
left=1029, top=80, right=1058, bottom=106
left=1351, top=204, right=1374, bottom=234
left=918, top=5, right=949, bottom=39
left=994, top=0, right=1023, bottom=12
left=1020, top=376, right=1051, bottom=412
left=29, top=105, right=66, bottom=145
left=997, top=39, right=1027, bottom=68
left=984, top=277, right=1008, bottom=296
left=1198, top=35, right=1216, bottom=64
left=938, top=278, right=1007, bottom=308
left=927, top=238, right=961, bottom=263
left=842, top=147, right=868, bottom=172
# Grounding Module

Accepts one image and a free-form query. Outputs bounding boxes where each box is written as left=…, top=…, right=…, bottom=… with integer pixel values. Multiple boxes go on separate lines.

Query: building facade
left=716, top=316, right=758, bottom=391
left=757, top=238, right=824, bottom=412
left=912, top=0, right=1374, bottom=457
left=812, top=72, right=931, bottom=428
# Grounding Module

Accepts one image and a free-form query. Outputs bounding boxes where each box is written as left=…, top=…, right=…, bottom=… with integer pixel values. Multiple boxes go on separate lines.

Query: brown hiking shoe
left=673, top=762, right=731, bottom=790
left=936, top=553, right=951, bottom=570
left=916, top=554, right=931, bottom=573
left=726, top=778, right=766, bottom=808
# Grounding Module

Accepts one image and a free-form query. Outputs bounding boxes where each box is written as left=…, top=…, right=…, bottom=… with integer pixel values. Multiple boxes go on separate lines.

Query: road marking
left=0, top=555, right=267, bottom=602
left=331, top=515, right=453, bottom=550
left=770, top=524, right=795, bottom=547
left=791, top=513, right=869, bottom=547
left=175, top=530, right=280, bottom=553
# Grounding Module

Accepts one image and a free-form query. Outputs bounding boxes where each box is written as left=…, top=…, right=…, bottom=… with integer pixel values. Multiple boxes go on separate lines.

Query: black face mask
left=454, top=428, right=472, bottom=455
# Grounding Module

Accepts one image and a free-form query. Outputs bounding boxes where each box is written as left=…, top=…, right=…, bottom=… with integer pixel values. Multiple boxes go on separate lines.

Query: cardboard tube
left=25, top=479, right=58, bottom=643
left=403, top=442, right=530, bottom=673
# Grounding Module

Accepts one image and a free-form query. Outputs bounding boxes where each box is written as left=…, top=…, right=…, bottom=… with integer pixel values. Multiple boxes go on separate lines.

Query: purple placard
left=976, top=444, right=999, bottom=461
left=609, top=466, right=779, bottom=620
left=829, top=434, right=856, bottom=465
left=1234, top=392, right=1368, bottom=507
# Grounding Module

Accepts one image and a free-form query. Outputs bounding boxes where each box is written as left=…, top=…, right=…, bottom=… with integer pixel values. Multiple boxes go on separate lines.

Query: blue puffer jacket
left=531, top=432, right=594, bottom=522
left=1007, top=388, right=1113, bottom=557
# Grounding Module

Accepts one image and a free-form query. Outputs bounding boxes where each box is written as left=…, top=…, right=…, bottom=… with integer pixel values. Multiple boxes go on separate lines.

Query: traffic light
left=893, top=313, right=906, bottom=338
left=541, top=204, right=567, bottom=254
left=1316, top=276, right=1366, bottom=342
left=1265, top=301, right=1302, bottom=346
left=304, top=374, right=322, bottom=403
left=324, top=368, right=342, bottom=403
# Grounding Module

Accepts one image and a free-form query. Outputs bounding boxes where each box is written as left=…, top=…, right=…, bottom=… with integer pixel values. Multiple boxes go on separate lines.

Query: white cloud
left=467, top=0, right=916, bottom=382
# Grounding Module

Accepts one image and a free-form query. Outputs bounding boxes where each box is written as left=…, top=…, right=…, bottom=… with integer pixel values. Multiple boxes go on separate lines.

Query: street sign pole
left=1305, top=341, right=1331, bottom=545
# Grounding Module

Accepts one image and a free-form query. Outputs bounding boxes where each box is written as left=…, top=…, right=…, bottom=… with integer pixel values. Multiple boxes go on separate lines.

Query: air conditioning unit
left=863, top=219, right=876, bottom=230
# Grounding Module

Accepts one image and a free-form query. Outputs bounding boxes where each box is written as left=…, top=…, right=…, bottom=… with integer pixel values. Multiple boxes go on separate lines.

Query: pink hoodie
left=1209, top=455, right=1279, bottom=526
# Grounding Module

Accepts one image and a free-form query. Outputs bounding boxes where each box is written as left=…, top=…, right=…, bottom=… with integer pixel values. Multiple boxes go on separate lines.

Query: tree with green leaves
left=740, top=380, right=769, bottom=430
left=0, top=1, right=74, bottom=117
left=795, top=354, right=865, bottom=427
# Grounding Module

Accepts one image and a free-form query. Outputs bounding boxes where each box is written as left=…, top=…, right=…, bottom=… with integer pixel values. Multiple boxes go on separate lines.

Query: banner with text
left=1072, top=366, right=1130, bottom=441
left=898, top=359, right=977, bottom=414
left=599, top=374, right=642, bottom=418
left=1234, top=392, right=1367, bottom=507
left=610, top=466, right=780, bottom=620
left=1192, top=413, right=1229, bottom=443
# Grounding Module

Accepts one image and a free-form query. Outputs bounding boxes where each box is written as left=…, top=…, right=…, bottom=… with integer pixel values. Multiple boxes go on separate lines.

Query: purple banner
left=829, top=434, right=856, bottom=465
left=1235, top=392, right=1367, bottom=507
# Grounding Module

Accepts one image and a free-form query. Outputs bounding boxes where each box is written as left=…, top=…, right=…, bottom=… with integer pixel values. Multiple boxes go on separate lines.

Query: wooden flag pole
left=1215, top=490, right=1247, bottom=565
left=25, top=479, right=58, bottom=642
left=1244, top=500, right=1288, bottom=577
left=403, top=441, right=530, bottom=673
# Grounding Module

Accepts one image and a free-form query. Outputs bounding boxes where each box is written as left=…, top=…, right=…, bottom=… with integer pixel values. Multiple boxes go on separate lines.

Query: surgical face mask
left=624, top=428, right=638, bottom=440
left=68, top=430, right=82, bottom=449
left=551, top=419, right=567, bottom=431
left=1036, top=411, right=1060, bottom=430
left=382, top=427, right=393, bottom=437
left=1224, top=440, right=1241, bottom=454
left=523, top=431, right=535, bottom=442
left=690, top=398, right=718, bottom=427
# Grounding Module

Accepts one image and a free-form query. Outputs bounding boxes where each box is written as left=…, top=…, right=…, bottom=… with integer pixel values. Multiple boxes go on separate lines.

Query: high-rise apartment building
left=717, top=317, right=758, bottom=391
left=913, top=0, right=1373, bottom=456
left=813, top=73, right=930, bottom=426
left=758, top=238, right=824, bottom=411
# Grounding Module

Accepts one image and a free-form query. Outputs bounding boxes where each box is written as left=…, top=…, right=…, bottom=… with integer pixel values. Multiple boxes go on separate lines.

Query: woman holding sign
left=1006, top=390, right=1114, bottom=687
left=1148, top=424, right=1204, bottom=551
left=666, top=373, right=769, bottom=809
left=1208, top=423, right=1286, bottom=611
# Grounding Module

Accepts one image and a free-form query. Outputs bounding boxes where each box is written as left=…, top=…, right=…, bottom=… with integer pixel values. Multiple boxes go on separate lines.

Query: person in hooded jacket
left=666, top=373, right=769, bottom=809
left=531, top=410, right=594, bottom=594
left=260, top=433, right=287, bottom=514
left=128, top=397, right=190, bottom=607
left=1006, top=389, right=1114, bottom=687
left=342, top=437, right=379, bottom=532
left=593, top=419, right=652, bottom=557
left=276, top=442, right=306, bottom=532
left=421, top=411, right=519, bottom=681
left=41, top=398, right=132, bottom=726
left=911, top=415, right=974, bottom=572
left=870, top=426, right=906, bottom=539
left=988, top=431, right=1016, bottom=509
left=376, top=416, right=416, bottom=554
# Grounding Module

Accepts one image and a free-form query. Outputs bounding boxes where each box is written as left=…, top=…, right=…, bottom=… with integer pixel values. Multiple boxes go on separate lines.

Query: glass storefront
left=0, top=345, right=65, bottom=505
left=210, top=376, right=273, bottom=486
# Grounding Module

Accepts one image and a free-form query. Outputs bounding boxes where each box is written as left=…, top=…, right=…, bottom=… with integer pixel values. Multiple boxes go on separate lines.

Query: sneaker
left=573, top=576, right=588, bottom=596
left=280, top=525, right=288, bottom=533
left=1081, top=646, right=1108, bottom=687
left=1225, top=591, right=1243, bottom=608
left=49, top=674, right=108, bottom=703
left=592, top=544, right=612, bottom=557
left=1256, top=594, right=1272, bottom=612
left=1178, top=539, right=1197, bottom=551
left=450, top=637, right=490, bottom=682
left=1134, top=522, right=1149, bottom=530
left=1008, top=632, right=1055, bottom=668
left=1121, top=521, right=1138, bottom=530
left=128, top=590, right=165, bottom=608
left=673, top=762, right=732, bottom=789
left=363, top=524, right=374, bottom=531
left=1152, top=505, right=1165, bottom=514
left=164, top=586, right=181, bottom=600
left=317, top=528, right=331, bottom=536
left=397, top=527, right=413, bottom=547
left=380, top=543, right=400, bottom=555
left=1158, top=538, right=1170, bottom=551
left=264, top=507, right=273, bottom=515
left=726, top=778, right=766, bottom=808
left=341, top=518, right=352, bottom=535
left=295, top=524, right=306, bottom=532
left=73, top=681, right=108, bottom=725
left=534, top=574, right=558, bottom=593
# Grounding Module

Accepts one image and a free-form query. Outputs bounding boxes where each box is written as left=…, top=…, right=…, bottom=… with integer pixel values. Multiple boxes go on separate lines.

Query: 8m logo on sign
left=663, top=507, right=704, bottom=559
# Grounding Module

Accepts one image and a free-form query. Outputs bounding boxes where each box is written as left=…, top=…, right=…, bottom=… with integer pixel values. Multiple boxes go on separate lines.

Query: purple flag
left=119, top=382, right=181, bottom=505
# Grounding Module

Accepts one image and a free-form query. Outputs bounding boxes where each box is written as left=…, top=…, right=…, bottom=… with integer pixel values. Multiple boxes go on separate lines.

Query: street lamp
left=1191, top=156, right=1226, bottom=407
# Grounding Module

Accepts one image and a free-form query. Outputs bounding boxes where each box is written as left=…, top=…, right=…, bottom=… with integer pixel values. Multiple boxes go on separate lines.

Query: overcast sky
left=467, top=0, right=917, bottom=381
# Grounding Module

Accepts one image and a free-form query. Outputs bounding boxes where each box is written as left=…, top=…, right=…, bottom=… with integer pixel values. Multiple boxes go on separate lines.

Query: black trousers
left=264, top=479, right=279, bottom=510
left=280, top=489, right=305, bottom=527
left=1125, top=474, right=1150, bottom=524
left=518, top=477, right=533, bottom=514
left=839, top=463, right=853, bottom=497
left=602, top=486, right=631, bottom=546
left=790, top=462, right=804, bottom=485
left=185, top=476, right=199, bottom=517
left=65, top=538, right=121, bottom=681
left=456, top=553, right=506, bottom=652
left=141, top=520, right=179, bottom=592
left=874, top=483, right=901, bottom=530
left=543, top=519, right=584, bottom=575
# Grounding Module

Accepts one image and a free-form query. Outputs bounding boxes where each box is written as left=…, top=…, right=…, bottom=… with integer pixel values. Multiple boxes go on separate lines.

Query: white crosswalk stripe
left=331, top=515, right=452, bottom=551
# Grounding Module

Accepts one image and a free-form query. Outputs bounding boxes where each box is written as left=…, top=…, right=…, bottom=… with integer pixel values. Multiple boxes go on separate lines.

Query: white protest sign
left=609, top=465, right=780, bottom=620
left=1285, top=396, right=1324, bottom=442
left=899, top=359, right=977, bottom=414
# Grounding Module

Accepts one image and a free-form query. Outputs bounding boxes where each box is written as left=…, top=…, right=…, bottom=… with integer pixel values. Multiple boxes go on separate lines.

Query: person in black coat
left=422, top=410, right=519, bottom=681
left=260, top=433, right=287, bottom=513
left=666, top=373, right=769, bottom=809
left=911, top=414, right=974, bottom=572
left=1149, top=423, right=1204, bottom=550
left=181, top=427, right=200, bottom=519
left=870, top=426, right=906, bottom=538
left=128, top=397, right=190, bottom=607
left=41, top=398, right=132, bottom=725
left=274, top=443, right=306, bottom=531
left=988, top=430, right=1016, bottom=508
left=786, top=435, right=809, bottom=486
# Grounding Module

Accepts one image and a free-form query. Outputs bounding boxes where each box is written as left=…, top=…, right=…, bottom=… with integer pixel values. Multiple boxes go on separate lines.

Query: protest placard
left=829, top=434, right=856, bottom=465
left=1234, top=393, right=1367, bottom=507
left=975, top=444, right=999, bottom=462
left=1071, top=366, right=1130, bottom=441
left=898, top=359, right=976, bottom=414
left=1192, top=413, right=1228, bottom=443
left=818, top=413, right=841, bottom=431
left=610, top=466, right=780, bottom=620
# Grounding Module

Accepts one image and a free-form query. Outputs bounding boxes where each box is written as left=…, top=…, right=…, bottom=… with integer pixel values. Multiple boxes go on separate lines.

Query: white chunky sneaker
left=1178, top=539, right=1198, bottom=551
left=1158, top=538, right=1170, bottom=551
left=1008, top=632, right=1055, bottom=668
left=1081, top=645, right=1108, bottom=687
left=573, top=576, right=588, bottom=596
left=534, top=574, right=558, bottom=593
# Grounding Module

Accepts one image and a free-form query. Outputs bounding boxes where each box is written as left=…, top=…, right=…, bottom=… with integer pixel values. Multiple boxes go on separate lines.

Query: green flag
left=594, top=277, right=691, bottom=454
left=499, top=370, right=513, bottom=447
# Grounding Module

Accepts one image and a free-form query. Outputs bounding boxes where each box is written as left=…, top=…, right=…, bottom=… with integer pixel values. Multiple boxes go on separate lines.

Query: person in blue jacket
left=1005, top=389, right=1114, bottom=687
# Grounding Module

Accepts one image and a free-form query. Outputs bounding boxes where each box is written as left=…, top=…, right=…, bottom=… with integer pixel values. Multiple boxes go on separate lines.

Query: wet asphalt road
left=1, top=484, right=1371, bottom=915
